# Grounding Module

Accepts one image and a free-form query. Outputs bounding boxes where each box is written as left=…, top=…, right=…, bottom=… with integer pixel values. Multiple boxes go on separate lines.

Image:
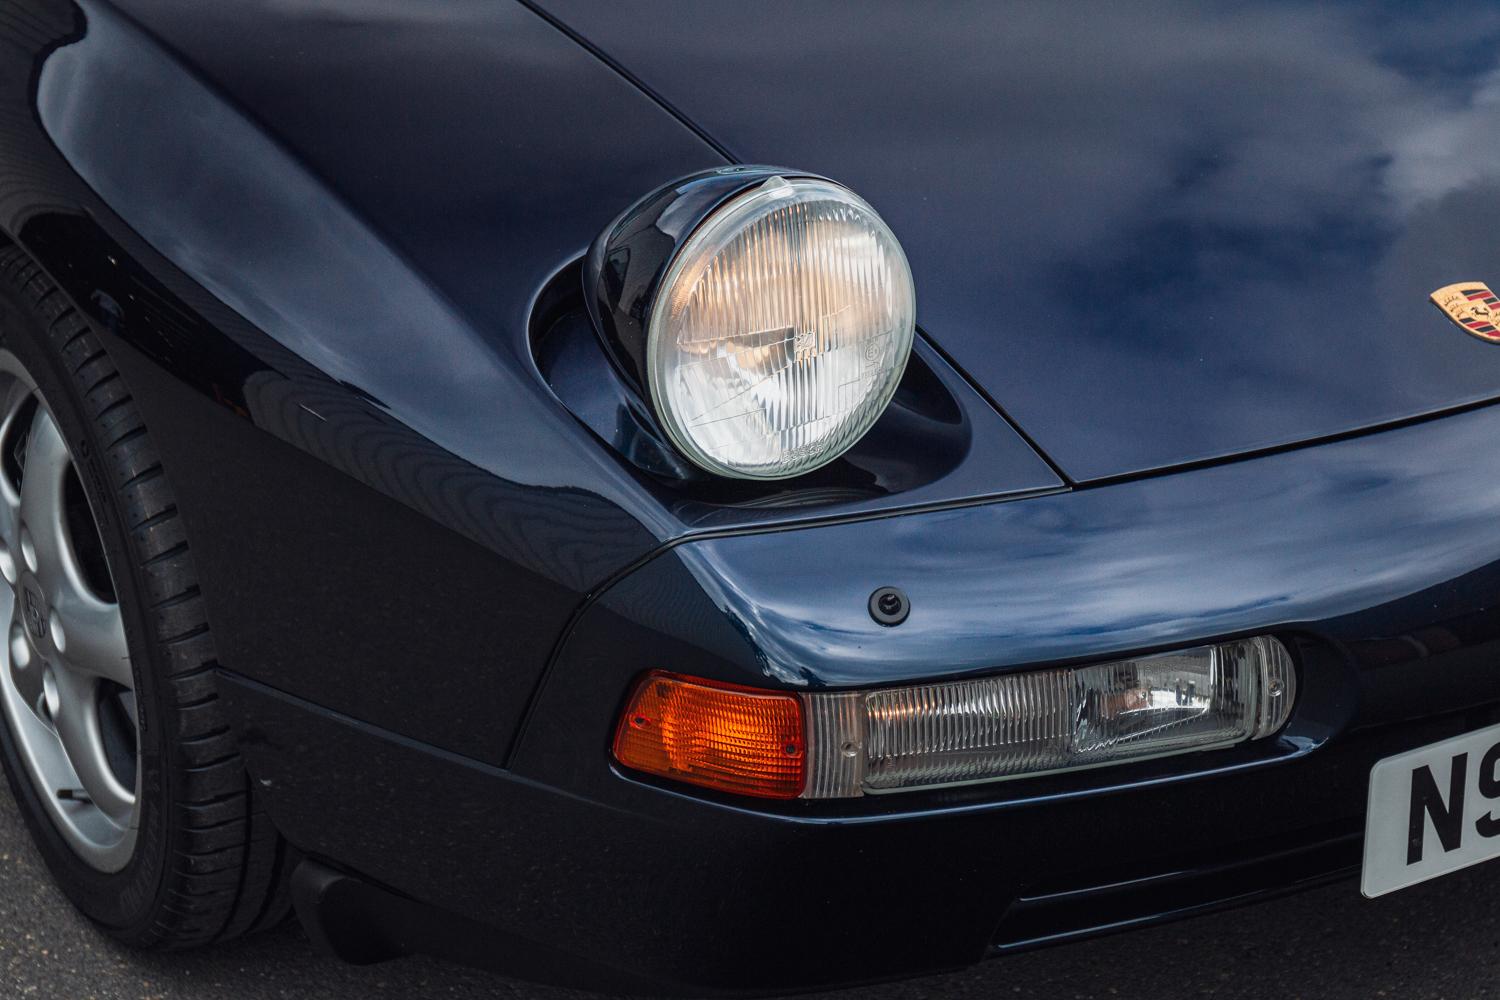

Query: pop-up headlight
left=587, top=168, right=915, bottom=480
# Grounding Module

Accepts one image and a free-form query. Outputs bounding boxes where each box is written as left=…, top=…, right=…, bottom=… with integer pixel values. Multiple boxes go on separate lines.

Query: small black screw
left=868, top=586, right=910, bottom=626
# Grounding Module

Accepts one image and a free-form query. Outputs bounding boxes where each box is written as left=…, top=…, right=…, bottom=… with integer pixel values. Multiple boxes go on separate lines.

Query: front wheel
left=0, top=246, right=289, bottom=946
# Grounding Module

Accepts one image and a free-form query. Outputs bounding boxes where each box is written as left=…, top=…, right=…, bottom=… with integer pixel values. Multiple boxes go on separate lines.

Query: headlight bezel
left=585, top=166, right=916, bottom=481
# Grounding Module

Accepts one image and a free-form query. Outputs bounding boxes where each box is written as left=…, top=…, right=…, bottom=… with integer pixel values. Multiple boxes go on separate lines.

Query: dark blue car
left=0, top=0, right=1497, bottom=993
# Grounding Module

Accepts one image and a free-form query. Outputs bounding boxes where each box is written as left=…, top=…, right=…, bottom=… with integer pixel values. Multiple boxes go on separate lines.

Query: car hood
left=540, top=0, right=1500, bottom=481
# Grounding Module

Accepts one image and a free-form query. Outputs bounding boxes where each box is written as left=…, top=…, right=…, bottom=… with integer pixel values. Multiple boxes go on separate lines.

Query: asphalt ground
left=1, top=784, right=1497, bottom=1000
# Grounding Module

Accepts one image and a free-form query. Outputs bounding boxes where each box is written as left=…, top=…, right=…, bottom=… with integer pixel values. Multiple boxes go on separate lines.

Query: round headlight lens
left=647, top=176, right=916, bottom=480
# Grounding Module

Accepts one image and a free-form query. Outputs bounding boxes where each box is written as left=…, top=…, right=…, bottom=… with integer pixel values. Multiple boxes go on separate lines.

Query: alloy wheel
left=0, top=349, right=138, bottom=873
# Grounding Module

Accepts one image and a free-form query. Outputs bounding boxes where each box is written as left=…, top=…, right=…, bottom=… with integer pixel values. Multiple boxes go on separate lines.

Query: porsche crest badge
left=1431, top=282, right=1500, bottom=342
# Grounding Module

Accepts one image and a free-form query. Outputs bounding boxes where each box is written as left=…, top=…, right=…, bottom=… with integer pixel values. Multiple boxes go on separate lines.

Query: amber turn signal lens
left=612, top=671, right=806, bottom=799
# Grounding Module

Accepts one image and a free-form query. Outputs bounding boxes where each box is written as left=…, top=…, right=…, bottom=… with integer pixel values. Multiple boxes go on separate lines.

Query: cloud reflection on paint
left=542, top=0, right=1500, bottom=479
left=672, top=401, right=1500, bottom=688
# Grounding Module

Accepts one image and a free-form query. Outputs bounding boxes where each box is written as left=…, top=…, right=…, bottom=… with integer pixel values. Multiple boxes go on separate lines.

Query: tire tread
left=0, top=247, right=290, bottom=947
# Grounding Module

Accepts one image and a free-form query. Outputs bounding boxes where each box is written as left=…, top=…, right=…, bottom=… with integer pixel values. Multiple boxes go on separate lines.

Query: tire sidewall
left=0, top=280, right=172, bottom=935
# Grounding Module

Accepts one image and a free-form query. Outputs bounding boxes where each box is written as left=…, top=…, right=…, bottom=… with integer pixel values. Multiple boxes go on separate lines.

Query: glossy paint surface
left=234, top=670, right=1500, bottom=993
left=41, top=0, right=1061, bottom=530
left=518, top=397, right=1500, bottom=789
left=1, top=0, right=1499, bottom=992
left=1, top=0, right=1053, bottom=763
left=42, top=0, right=707, bottom=561
left=2, top=0, right=729, bottom=761
left=542, top=0, right=1500, bottom=481
left=663, top=401, right=1500, bottom=692
left=234, top=386, right=1500, bottom=990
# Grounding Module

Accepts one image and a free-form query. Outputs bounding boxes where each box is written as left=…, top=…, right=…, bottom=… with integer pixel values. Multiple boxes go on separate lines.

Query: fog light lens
left=612, top=671, right=806, bottom=799
left=817, top=636, right=1295, bottom=796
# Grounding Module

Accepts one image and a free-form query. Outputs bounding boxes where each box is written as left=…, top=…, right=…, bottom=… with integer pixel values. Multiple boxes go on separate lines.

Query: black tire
left=0, top=245, right=290, bottom=946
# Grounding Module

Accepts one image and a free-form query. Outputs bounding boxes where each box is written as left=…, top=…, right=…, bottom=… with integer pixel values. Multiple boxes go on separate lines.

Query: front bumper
left=227, top=401, right=1500, bottom=994
left=227, top=679, right=1496, bottom=995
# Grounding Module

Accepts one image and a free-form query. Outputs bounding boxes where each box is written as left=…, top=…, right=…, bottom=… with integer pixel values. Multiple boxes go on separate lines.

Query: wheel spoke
left=51, top=667, right=134, bottom=823
left=55, top=598, right=131, bottom=688
left=0, top=375, right=32, bottom=575
left=15, top=407, right=131, bottom=687
left=0, top=374, right=32, bottom=425
left=5, top=595, right=44, bottom=718
left=18, top=406, right=71, bottom=597
left=6, top=660, right=43, bottom=721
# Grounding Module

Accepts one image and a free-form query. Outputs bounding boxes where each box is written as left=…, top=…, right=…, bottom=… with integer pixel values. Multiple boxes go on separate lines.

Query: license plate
left=1362, top=722, right=1500, bottom=898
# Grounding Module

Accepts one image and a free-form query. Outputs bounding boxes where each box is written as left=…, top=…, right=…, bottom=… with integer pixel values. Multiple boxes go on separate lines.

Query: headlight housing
left=587, top=168, right=916, bottom=480
left=612, top=637, right=1298, bottom=800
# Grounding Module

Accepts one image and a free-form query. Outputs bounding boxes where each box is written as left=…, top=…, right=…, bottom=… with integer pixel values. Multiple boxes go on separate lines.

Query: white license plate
left=1362, top=722, right=1500, bottom=898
